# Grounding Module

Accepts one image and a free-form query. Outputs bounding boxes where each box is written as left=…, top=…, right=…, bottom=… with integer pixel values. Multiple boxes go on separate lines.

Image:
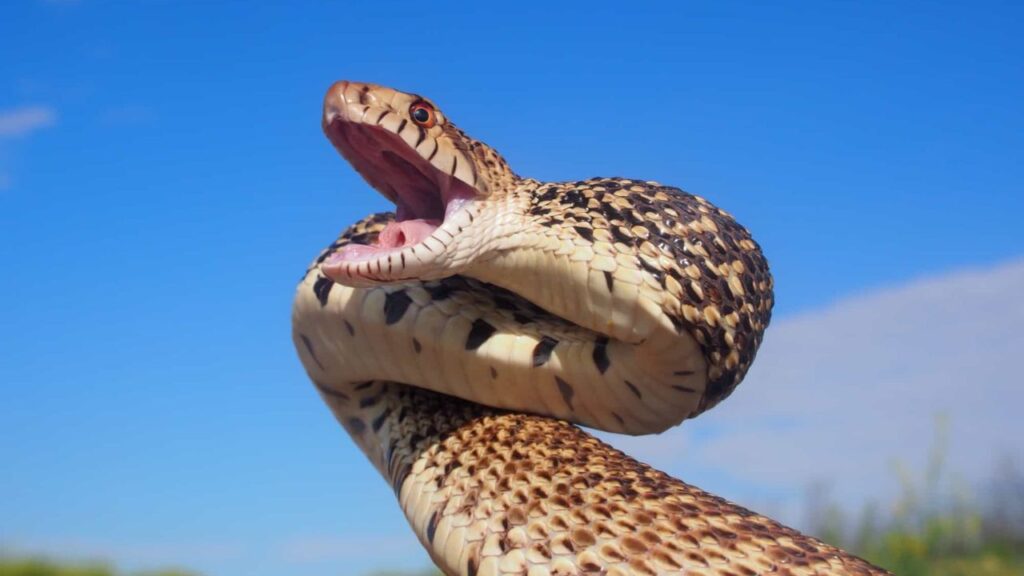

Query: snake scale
left=292, top=81, right=890, bottom=575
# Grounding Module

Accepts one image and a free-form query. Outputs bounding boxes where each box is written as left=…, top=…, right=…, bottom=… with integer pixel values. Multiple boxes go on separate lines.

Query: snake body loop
left=292, top=81, right=889, bottom=575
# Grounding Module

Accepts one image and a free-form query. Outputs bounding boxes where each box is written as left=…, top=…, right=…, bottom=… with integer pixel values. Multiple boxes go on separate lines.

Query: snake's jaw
left=319, top=81, right=507, bottom=287
left=318, top=192, right=480, bottom=287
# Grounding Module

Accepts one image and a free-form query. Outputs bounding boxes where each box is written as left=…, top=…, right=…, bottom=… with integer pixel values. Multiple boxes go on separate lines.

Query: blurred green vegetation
left=0, top=557, right=198, bottom=576
left=5, top=419, right=1020, bottom=576
left=805, top=417, right=1024, bottom=575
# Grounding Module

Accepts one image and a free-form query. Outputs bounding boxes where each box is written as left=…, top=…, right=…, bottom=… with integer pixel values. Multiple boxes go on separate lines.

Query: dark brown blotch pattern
left=465, top=318, right=497, bottom=351
left=532, top=336, right=558, bottom=367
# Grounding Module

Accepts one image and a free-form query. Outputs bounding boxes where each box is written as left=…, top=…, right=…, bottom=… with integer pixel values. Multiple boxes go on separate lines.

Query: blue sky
left=1, top=2, right=1022, bottom=575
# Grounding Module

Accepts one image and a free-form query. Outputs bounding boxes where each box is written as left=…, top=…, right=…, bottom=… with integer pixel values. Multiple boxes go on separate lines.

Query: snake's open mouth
left=319, top=83, right=480, bottom=284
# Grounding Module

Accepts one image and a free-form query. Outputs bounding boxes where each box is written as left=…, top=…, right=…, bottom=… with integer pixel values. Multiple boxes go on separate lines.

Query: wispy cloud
left=614, top=259, right=1024, bottom=518
left=0, top=105, right=57, bottom=191
left=0, top=105, right=57, bottom=138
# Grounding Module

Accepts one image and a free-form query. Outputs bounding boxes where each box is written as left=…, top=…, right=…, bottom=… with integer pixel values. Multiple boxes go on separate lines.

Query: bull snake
left=292, top=81, right=888, bottom=576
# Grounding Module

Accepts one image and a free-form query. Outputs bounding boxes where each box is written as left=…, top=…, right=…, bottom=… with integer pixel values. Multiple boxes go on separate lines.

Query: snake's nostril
left=324, top=86, right=348, bottom=122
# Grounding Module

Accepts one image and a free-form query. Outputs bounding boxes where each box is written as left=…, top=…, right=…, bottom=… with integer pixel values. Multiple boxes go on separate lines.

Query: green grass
left=0, top=557, right=198, bottom=576
left=806, top=417, right=1024, bottom=575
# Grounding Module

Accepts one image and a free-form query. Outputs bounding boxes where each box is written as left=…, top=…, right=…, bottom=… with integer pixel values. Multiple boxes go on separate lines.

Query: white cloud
left=0, top=105, right=57, bottom=138
left=611, top=258, right=1024, bottom=520
left=0, top=105, right=57, bottom=191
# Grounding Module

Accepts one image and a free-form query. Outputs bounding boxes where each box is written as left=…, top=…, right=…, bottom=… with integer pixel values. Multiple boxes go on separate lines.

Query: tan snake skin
left=292, top=81, right=890, bottom=575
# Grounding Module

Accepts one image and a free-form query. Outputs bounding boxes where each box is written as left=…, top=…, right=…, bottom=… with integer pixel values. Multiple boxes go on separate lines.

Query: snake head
left=320, top=81, right=517, bottom=287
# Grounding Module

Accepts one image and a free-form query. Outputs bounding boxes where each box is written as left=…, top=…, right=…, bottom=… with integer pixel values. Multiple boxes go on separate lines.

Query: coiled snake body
left=292, top=81, right=888, bottom=575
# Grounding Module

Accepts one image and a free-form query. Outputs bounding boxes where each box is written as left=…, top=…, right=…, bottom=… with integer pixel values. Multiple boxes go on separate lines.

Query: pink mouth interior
left=378, top=218, right=441, bottom=247
left=335, top=218, right=441, bottom=262
left=323, top=120, right=476, bottom=265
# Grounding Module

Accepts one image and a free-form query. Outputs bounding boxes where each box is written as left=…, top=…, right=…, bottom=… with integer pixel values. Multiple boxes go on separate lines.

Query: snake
left=291, top=81, right=890, bottom=575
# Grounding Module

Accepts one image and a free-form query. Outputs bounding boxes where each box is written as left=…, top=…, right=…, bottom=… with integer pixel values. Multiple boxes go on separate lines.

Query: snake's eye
left=410, top=101, right=436, bottom=128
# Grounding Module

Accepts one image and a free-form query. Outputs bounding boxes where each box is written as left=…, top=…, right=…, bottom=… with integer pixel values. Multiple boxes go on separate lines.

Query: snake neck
left=293, top=245, right=705, bottom=444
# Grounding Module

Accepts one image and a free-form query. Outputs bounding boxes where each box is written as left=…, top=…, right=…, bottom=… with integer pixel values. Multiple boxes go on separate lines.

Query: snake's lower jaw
left=320, top=253, right=455, bottom=288
left=319, top=203, right=481, bottom=287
